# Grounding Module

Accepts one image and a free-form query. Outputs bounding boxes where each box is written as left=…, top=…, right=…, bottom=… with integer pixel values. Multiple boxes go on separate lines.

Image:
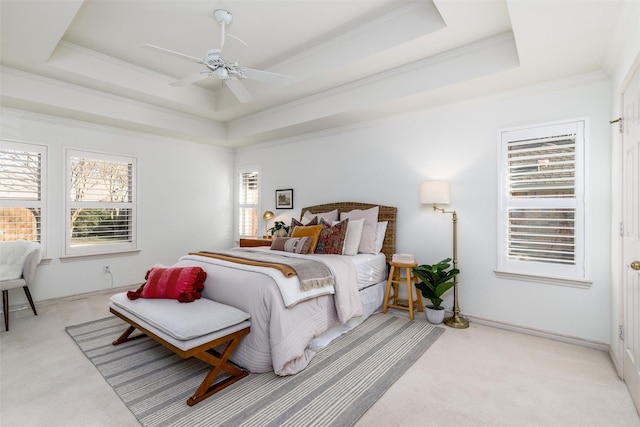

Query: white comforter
left=175, top=249, right=364, bottom=375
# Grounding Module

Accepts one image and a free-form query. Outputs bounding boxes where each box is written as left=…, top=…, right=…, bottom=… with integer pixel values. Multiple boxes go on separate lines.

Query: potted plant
left=412, top=258, right=460, bottom=324
left=268, top=221, right=289, bottom=237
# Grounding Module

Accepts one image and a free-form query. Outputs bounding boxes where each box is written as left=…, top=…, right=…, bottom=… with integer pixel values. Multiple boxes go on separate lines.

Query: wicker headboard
left=299, top=202, right=397, bottom=263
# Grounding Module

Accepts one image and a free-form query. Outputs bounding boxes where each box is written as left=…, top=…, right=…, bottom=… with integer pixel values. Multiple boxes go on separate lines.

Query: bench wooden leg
left=112, top=325, right=146, bottom=345
left=109, top=308, right=250, bottom=407
left=187, top=329, right=249, bottom=406
left=113, top=325, right=134, bottom=345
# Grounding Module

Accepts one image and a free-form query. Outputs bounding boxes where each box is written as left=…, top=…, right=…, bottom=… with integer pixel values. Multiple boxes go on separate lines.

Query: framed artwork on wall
left=276, top=189, right=293, bottom=209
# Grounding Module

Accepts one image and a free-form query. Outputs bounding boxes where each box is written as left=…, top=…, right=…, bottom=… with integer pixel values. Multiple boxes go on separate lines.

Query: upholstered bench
left=109, top=292, right=251, bottom=406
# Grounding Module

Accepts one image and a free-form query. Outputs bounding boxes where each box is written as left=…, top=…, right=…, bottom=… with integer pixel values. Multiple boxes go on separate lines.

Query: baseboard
left=609, top=346, right=624, bottom=378
left=465, top=314, right=609, bottom=352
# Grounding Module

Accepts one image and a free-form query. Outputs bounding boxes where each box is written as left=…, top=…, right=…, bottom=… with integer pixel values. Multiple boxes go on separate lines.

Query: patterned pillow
left=126, top=266, right=206, bottom=303
left=270, top=236, right=312, bottom=254
left=291, top=225, right=323, bottom=253
left=288, top=216, right=318, bottom=236
left=315, top=218, right=349, bottom=255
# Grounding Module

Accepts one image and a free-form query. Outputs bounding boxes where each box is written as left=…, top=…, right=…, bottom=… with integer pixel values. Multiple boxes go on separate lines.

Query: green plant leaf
left=412, top=258, right=459, bottom=308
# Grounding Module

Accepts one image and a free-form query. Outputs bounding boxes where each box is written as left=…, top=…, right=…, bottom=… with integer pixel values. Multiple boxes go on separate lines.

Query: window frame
left=496, top=118, right=590, bottom=286
left=0, top=139, right=47, bottom=253
left=64, top=148, right=138, bottom=257
left=236, top=164, right=261, bottom=241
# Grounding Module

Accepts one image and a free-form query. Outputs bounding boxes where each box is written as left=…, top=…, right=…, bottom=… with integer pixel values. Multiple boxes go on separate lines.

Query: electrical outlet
left=104, top=265, right=111, bottom=273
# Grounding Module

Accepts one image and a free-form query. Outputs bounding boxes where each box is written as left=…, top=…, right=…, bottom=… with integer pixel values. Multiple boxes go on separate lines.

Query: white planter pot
left=425, top=305, right=445, bottom=324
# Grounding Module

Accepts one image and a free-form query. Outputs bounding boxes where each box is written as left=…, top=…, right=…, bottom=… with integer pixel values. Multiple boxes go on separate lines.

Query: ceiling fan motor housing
left=204, top=49, right=245, bottom=80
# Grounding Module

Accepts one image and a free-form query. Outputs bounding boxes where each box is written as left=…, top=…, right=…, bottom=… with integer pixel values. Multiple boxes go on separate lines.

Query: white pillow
left=375, top=221, right=388, bottom=254
left=334, top=218, right=365, bottom=256
left=340, top=206, right=379, bottom=254
left=303, top=209, right=338, bottom=224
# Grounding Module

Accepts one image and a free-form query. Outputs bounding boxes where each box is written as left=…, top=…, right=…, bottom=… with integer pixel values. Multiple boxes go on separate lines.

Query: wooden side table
left=382, top=261, right=424, bottom=320
left=239, top=237, right=273, bottom=247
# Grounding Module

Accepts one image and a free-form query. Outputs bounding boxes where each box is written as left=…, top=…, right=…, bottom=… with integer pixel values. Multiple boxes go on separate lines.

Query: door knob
left=632, top=260, right=640, bottom=271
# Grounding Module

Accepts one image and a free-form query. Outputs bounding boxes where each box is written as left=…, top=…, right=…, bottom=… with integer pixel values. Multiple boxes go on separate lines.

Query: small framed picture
left=276, top=189, right=293, bottom=209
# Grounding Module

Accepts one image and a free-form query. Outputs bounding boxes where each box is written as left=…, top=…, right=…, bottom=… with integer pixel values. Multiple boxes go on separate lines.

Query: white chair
left=0, top=242, right=42, bottom=331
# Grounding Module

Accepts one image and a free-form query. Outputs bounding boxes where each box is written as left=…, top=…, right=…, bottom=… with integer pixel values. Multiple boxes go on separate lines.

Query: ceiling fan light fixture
left=216, top=67, right=229, bottom=79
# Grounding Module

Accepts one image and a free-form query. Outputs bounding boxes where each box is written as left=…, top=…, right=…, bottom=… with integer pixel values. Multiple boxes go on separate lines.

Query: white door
left=622, top=63, right=640, bottom=414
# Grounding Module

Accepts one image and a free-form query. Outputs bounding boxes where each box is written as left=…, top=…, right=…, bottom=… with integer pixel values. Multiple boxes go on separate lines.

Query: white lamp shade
left=420, top=181, right=450, bottom=205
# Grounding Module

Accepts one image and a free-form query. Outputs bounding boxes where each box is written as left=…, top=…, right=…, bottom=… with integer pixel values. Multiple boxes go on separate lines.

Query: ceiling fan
left=144, top=9, right=293, bottom=103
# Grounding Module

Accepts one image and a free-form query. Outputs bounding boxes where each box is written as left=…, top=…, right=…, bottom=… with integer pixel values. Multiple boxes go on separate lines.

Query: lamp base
left=443, top=314, right=469, bottom=329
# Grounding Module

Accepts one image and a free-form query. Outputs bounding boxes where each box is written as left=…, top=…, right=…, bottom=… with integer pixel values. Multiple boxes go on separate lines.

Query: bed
left=173, top=202, right=397, bottom=375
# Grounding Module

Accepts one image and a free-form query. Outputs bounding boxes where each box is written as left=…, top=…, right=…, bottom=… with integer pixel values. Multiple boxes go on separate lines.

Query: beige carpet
left=1, top=288, right=639, bottom=427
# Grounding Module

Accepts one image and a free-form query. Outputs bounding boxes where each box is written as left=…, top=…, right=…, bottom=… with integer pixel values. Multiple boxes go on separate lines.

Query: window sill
left=494, top=270, right=592, bottom=289
left=59, top=249, right=141, bottom=263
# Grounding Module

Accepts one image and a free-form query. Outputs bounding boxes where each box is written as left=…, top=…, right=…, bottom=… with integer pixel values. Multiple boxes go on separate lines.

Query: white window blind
left=497, top=120, right=586, bottom=280
left=0, top=140, right=46, bottom=246
left=66, top=149, right=137, bottom=256
left=237, top=166, right=260, bottom=238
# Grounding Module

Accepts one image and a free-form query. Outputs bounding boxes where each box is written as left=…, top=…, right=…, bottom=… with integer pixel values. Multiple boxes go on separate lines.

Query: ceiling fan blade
left=224, top=78, right=254, bottom=103
left=143, top=44, right=202, bottom=63
left=170, top=72, right=212, bottom=87
left=241, top=68, right=294, bottom=86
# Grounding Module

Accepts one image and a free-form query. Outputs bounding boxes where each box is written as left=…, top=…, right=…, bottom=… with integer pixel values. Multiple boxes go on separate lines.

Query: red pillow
left=127, top=266, right=206, bottom=303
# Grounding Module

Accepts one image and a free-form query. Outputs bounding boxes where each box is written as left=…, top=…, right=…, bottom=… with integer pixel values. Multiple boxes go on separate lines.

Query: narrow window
left=65, top=149, right=137, bottom=256
left=0, top=140, right=47, bottom=251
left=237, top=166, right=260, bottom=239
left=497, top=120, right=586, bottom=281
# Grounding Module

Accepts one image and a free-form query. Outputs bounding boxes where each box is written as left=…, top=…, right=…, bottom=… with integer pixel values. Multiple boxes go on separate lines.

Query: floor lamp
left=419, top=181, right=469, bottom=329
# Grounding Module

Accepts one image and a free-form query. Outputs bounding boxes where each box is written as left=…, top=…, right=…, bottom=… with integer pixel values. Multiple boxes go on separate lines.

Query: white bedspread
left=174, top=249, right=364, bottom=375
left=185, top=252, right=335, bottom=308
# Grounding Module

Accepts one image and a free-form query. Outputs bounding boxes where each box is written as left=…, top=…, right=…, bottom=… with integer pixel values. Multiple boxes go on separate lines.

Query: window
left=0, top=140, right=46, bottom=249
left=237, top=165, right=260, bottom=239
left=497, top=119, right=587, bottom=282
left=65, top=149, right=137, bottom=256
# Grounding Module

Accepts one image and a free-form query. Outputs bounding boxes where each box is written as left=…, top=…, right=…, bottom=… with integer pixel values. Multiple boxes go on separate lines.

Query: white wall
left=236, top=73, right=612, bottom=344
left=0, top=71, right=614, bottom=345
left=1, top=108, right=235, bottom=303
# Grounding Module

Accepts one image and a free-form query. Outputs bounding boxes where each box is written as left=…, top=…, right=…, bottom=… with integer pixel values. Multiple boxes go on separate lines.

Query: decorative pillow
left=375, top=221, right=388, bottom=254
left=340, top=206, right=379, bottom=254
left=291, top=224, right=323, bottom=253
left=288, top=216, right=318, bottom=236
left=335, top=218, right=365, bottom=256
left=126, top=266, right=206, bottom=303
left=301, top=215, right=318, bottom=225
left=315, top=219, right=349, bottom=255
left=270, top=236, right=312, bottom=254
left=303, top=209, right=338, bottom=224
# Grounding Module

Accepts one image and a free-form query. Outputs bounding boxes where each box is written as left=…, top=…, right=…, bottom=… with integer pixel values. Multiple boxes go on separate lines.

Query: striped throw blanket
left=189, top=249, right=335, bottom=291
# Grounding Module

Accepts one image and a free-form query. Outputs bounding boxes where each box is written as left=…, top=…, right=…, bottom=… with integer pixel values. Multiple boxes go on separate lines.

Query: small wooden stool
left=382, top=261, right=424, bottom=320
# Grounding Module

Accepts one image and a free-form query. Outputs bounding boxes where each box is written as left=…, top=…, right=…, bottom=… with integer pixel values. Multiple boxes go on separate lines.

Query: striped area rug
left=66, top=313, right=444, bottom=427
